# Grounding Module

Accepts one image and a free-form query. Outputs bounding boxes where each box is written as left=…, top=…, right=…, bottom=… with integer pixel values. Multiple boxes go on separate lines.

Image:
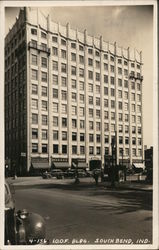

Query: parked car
left=51, top=169, right=64, bottom=179
left=78, top=169, right=87, bottom=178
left=64, top=169, right=76, bottom=178
left=5, top=181, right=46, bottom=245
left=42, top=171, right=52, bottom=179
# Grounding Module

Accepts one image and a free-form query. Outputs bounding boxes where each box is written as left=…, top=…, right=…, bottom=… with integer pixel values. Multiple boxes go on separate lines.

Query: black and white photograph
left=0, top=0, right=158, bottom=249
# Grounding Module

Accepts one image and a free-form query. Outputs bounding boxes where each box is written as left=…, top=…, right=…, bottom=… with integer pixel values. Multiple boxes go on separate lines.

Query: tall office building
left=5, top=7, right=144, bottom=175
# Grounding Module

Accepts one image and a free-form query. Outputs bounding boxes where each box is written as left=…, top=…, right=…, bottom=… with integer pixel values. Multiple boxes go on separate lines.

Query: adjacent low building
left=5, top=7, right=144, bottom=175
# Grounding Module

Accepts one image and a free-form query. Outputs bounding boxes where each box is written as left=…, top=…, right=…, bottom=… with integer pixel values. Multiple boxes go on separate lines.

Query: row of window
left=32, top=113, right=142, bottom=132
left=32, top=143, right=142, bottom=156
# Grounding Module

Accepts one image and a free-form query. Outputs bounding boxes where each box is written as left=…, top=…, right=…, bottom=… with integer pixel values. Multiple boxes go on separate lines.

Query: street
left=13, top=178, right=152, bottom=245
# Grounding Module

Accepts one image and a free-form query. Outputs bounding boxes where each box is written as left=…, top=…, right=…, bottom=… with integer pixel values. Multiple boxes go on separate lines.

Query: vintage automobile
left=50, top=169, right=64, bottom=179
left=5, top=181, right=46, bottom=245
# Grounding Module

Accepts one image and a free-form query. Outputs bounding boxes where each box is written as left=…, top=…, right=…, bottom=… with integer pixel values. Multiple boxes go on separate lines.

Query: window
left=125, top=103, right=128, bottom=111
left=131, top=93, right=135, bottom=101
left=52, top=47, right=58, bottom=56
left=32, top=99, right=38, bottom=109
left=104, top=87, right=108, bottom=95
left=88, top=71, right=93, bottom=79
left=71, top=43, right=76, bottom=49
left=72, top=92, right=77, bottom=102
left=96, top=97, right=100, bottom=106
left=137, top=116, right=141, bottom=123
left=132, top=115, right=136, bottom=123
left=132, top=126, right=136, bottom=134
left=138, top=149, right=142, bottom=156
left=104, top=99, right=108, bottom=107
left=111, top=100, right=115, bottom=108
left=42, top=130, right=47, bottom=140
left=132, top=104, right=135, bottom=112
left=96, top=61, right=100, bottom=68
left=53, top=144, right=58, bottom=154
left=110, top=65, right=115, bottom=72
left=124, top=92, right=128, bottom=99
left=31, top=28, right=37, bottom=35
left=132, top=138, right=136, bottom=145
left=62, top=118, right=67, bottom=127
left=42, top=115, right=48, bottom=125
left=61, top=39, right=66, bottom=46
left=32, top=84, right=38, bottom=95
left=61, top=90, right=67, bottom=100
left=96, top=85, right=100, bottom=94
left=124, top=80, right=128, bottom=88
left=96, top=134, right=101, bottom=143
left=80, top=133, right=84, bottom=141
left=89, top=121, right=93, bottom=130
left=31, top=69, right=38, bottom=80
left=96, top=110, right=100, bottom=118
left=80, top=81, right=84, bottom=90
left=118, top=67, right=122, bottom=74
left=96, top=73, right=100, bottom=81
left=137, top=83, right=141, bottom=91
left=53, top=61, right=58, bottom=71
left=80, top=120, right=85, bottom=129
left=32, top=113, right=38, bottom=124
left=118, top=102, right=122, bottom=110
left=72, top=119, right=77, bottom=128
left=80, top=107, right=84, bottom=116
left=104, top=54, right=108, bottom=60
left=72, top=146, right=77, bottom=154
left=104, top=63, right=108, bottom=71
left=137, top=105, right=141, bottom=113
left=105, top=135, right=109, bottom=144
left=31, top=54, right=37, bottom=65
left=53, top=116, right=58, bottom=127
left=125, top=137, right=129, bottom=144
left=42, top=100, right=47, bottom=111
left=104, top=75, right=108, bottom=83
left=88, top=48, right=93, bottom=54
left=80, top=146, right=85, bottom=155
left=41, top=32, right=46, bottom=39
left=89, top=146, right=94, bottom=155
left=118, top=90, right=122, bottom=98
left=41, top=57, right=47, bottom=68
left=89, top=108, right=93, bottom=117
left=32, top=143, right=38, bottom=153
left=125, top=114, right=129, bottom=122
left=53, top=130, right=58, bottom=140
left=72, top=132, right=77, bottom=141
left=79, top=68, right=84, bottom=77
left=79, top=55, right=84, bottom=64
left=72, top=106, right=77, bottom=115
left=32, top=128, right=38, bottom=139
left=118, top=78, right=122, bottom=87
left=110, top=77, right=114, bottom=85
left=131, top=82, right=135, bottom=90
left=119, top=124, right=123, bottom=132
left=119, top=136, right=123, bottom=144
left=104, top=123, right=109, bottom=131
left=61, top=63, right=67, bottom=73
left=53, top=89, right=58, bottom=99
left=104, top=111, right=108, bottom=119
left=125, top=125, right=129, bottom=133
left=42, top=86, right=47, bottom=96
left=89, top=134, right=94, bottom=142
left=80, top=94, right=84, bottom=103
left=138, top=138, right=142, bottom=146
left=88, top=58, right=93, bottom=66
left=111, top=112, right=115, bottom=120
left=95, top=50, right=100, bottom=57
left=61, top=50, right=66, bottom=59
left=62, top=145, right=67, bottom=154
left=71, top=66, right=76, bottom=75
left=62, top=131, right=67, bottom=140
left=110, top=56, right=114, bottom=62
left=88, top=84, right=93, bottom=92
left=62, top=104, right=67, bottom=114
left=96, top=147, right=101, bottom=155
left=131, top=62, right=135, bottom=68
left=71, top=53, right=76, bottom=61
left=53, top=74, right=58, bottom=85
left=124, top=69, right=128, bottom=76
left=79, top=45, right=84, bottom=51
left=41, top=72, right=47, bottom=82
left=52, top=36, right=58, bottom=43
left=61, top=77, right=67, bottom=87
left=118, top=58, right=122, bottom=64
left=124, top=60, right=128, bottom=66
left=111, top=88, right=115, bottom=97
left=137, top=94, right=141, bottom=102
left=53, top=102, right=58, bottom=113
left=138, top=127, right=141, bottom=134
left=96, top=122, right=101, bottom=131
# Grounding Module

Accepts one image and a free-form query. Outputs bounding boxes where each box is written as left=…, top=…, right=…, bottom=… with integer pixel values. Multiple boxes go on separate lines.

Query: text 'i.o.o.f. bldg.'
left=5, top=7, right=144, bottom=176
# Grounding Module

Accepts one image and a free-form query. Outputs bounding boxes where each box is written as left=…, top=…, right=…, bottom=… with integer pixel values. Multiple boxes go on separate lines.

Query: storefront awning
left=53, top=162, right=70, bottom=169
left=32, top=162, right=50, bottom=169
left=78, top=162, right=88, bottom=169
left=133, top=163, right=145, bottom=169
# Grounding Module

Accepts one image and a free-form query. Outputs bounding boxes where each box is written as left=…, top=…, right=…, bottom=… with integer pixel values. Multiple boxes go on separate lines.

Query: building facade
left=5, top=7, right=144, bottom=175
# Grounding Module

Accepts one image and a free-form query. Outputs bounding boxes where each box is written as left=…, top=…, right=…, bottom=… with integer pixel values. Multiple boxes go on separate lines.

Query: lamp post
left=111, top=136, right=116, bottom=188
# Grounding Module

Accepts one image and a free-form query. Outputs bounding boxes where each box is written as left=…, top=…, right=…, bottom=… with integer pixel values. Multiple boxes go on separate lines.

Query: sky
left=5, top=4, right=154, bottom=147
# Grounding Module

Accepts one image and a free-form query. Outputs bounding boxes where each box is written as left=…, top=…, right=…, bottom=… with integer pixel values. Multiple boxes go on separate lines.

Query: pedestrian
left=93, top=170, right=99, bottom=185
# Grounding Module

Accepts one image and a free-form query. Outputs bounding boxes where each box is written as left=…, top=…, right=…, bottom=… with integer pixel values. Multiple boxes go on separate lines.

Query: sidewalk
left=7, top=176, right=152, bottom=192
